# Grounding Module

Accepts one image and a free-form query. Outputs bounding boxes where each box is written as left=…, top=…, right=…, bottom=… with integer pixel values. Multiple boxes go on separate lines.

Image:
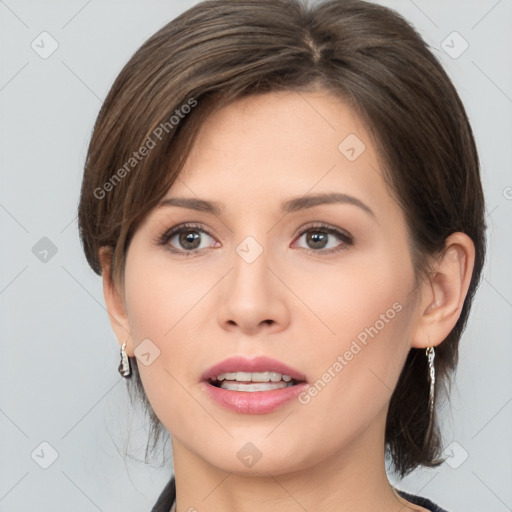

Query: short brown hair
left=78, top=0, right=486, bottom=477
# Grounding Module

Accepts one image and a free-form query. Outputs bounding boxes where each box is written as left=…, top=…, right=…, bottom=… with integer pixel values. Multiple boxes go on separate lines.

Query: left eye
left=293, top=225, right=352, bottom=253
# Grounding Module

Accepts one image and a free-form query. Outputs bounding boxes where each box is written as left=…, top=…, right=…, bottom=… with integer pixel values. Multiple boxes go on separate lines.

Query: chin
left=198, top=437, right=312, bottom=477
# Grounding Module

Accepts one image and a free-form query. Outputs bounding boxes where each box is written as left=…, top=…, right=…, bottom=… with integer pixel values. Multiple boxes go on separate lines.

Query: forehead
left=158, top=90, right=401, bottom=226
left=188, top=90, right=370, bottom=161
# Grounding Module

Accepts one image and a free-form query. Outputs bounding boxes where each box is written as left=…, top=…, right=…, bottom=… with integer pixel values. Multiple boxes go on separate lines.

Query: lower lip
left=201, top=380, right=308, bottom=414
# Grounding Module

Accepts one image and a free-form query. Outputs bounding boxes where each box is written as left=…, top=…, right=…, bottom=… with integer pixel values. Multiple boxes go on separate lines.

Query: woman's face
left=116, top=89, right=427, bottom=475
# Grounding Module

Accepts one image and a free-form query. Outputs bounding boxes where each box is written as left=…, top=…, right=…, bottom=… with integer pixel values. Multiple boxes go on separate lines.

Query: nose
left=217, top=237, right=290, bottom=336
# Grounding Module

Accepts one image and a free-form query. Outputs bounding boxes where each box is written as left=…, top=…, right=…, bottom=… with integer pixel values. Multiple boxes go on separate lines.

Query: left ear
left=410, top=232, right=476, bottom=349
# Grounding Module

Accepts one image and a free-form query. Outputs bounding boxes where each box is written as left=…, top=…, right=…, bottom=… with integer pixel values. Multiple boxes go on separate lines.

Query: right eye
left=157, top=223, right=220, bottom=256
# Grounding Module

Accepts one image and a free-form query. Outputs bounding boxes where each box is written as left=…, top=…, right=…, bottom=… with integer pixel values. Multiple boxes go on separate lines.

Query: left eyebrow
left=157, top=192, right=375, bottom=218
left=281, top=192, right=375, bottom=218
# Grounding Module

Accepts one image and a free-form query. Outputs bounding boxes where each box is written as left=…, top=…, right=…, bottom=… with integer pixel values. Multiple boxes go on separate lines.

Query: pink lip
left=201, top=380, right=309, bottom=414
left=200, top=355, right=308, bottom=415
left=200, top=355, right=307, bottom=382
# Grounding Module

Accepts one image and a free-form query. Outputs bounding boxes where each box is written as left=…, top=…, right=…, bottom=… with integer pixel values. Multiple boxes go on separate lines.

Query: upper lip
left=201, top=356, right=307, bottom=382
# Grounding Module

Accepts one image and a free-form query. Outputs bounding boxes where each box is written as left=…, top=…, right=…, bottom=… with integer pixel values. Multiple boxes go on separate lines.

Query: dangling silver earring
left=425, top=341, right=436, bottom=439
left=118, top=341, right=132, bottom=378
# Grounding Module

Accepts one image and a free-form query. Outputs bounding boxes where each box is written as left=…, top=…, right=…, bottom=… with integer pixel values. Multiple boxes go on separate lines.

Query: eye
left=157, top=223, right=218, bottom=255
left=156, top=222, right=353, bottom=256
left=293, top=223, right=353, bottom=254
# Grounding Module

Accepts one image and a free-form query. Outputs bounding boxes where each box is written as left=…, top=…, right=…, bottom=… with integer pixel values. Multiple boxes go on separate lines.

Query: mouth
left=207, top=371, right=305, bottom=392
left=201, top=355, right=307, bottom=393
left=201, top=356, right=308, bottom=413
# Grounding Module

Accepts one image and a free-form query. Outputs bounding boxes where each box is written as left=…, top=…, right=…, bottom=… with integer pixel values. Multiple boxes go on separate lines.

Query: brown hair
left=78, top=0, right=486, bottom=477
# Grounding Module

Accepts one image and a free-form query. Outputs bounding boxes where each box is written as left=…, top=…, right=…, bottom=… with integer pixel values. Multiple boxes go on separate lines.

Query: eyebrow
left=157, top=192, right=375, bottom=218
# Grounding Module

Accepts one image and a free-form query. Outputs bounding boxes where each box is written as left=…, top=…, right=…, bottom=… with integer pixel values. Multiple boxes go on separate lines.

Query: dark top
left=151, top=475, right=450, bottom=512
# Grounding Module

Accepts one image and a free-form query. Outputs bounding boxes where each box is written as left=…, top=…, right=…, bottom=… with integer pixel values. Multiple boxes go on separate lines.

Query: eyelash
left=156, top=222, right=354, bottom=257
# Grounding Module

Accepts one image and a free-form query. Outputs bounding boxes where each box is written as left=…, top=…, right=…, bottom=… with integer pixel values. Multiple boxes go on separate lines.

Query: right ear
left=98, top=246, right=134, bottom=357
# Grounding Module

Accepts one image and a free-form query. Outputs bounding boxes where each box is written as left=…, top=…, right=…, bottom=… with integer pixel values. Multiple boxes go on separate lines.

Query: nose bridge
left=217, top=229, right=288, bottom=333
left=230, top=232, right=272, bottom=301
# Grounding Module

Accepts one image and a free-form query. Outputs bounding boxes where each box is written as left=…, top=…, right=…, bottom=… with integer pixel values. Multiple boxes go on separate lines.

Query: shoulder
left=395, top=487, right=452, bottom=512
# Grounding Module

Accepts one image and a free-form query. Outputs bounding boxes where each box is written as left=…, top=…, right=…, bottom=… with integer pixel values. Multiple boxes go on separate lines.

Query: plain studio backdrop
left=0, top=0, right=511, bottom=510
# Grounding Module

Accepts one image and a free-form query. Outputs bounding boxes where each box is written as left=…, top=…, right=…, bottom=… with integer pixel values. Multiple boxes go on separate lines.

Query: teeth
left=219, top=381, right=295, bottom=392
left=215, top=371, right=294, bottom=383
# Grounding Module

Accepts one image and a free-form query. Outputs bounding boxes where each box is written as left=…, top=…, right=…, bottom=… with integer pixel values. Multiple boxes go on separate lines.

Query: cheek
left=123, top=248, right=208, bottom=341
left=289, top=237, right=414, bottom=342
left=122, top=249, right=214, bottom=406
left=293, top=289, right=416, bottom=451
left=293, top=241, right=416, bottom=403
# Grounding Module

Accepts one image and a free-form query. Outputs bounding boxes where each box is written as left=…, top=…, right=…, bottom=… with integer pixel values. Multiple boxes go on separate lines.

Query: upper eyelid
left=165, top=223, right=213, bottom=237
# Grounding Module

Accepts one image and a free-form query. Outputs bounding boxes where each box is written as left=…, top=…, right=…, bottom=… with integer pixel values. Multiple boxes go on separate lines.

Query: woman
left=77, top=0, right=486, bottom=510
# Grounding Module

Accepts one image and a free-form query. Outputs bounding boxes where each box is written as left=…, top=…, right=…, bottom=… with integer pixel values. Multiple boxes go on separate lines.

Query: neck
left=170, top=405, right=418, bottom=512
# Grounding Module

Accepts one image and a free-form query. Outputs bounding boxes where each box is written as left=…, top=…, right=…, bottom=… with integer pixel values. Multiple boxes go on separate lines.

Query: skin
left=100, top=89, right=475, bottom=512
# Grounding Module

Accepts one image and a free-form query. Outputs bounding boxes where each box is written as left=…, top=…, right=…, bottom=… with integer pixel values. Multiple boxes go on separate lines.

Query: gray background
left=1, top=0, right=511, bottom=510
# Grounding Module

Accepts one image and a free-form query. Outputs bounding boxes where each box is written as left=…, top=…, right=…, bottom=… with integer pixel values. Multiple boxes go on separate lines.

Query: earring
left=118, top=341, right=132, bottom=378
left=425, top=341, right=436, bottom=439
